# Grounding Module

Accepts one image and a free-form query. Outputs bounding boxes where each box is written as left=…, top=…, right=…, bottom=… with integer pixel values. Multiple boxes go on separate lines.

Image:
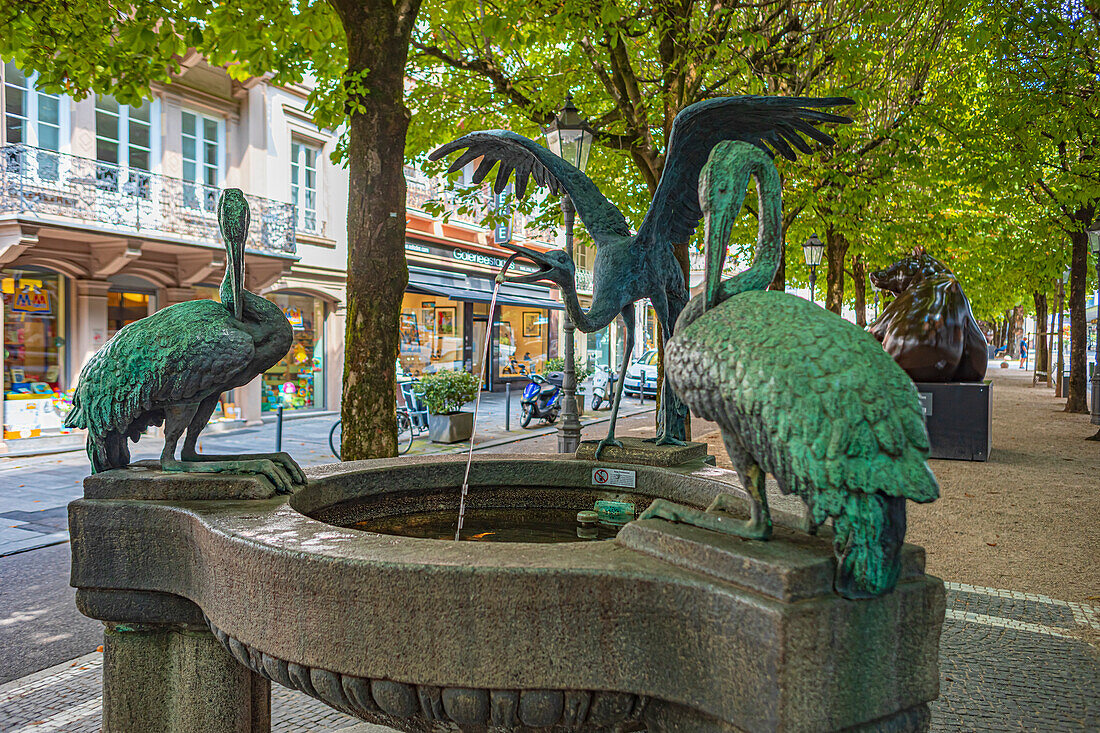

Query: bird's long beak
left=496, top=242, right=557, bottom=284
left=704, top=204, right=735, bottom=310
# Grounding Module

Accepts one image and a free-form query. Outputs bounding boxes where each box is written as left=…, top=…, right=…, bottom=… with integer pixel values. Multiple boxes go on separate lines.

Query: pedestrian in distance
left=1019, top=338, right=1028, bottom=369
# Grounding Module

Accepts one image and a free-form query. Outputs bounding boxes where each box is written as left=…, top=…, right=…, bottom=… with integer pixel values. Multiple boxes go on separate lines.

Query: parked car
left=623, top=349, right=659, bottom=397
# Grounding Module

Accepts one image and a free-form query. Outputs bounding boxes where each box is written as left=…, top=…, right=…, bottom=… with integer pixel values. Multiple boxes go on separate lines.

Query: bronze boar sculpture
left=868, top=248, right=987, bottom=383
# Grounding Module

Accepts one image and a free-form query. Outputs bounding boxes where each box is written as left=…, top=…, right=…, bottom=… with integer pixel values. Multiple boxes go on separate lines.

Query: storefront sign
left=283, top=306, right=305, bottom=330
left=494, top=185, right=512, bottom=244
left=453, top=249, right=508, bottom=268
left=11, top=286, right=51, bottom=315
left=406, top=240, right=536, bottom=274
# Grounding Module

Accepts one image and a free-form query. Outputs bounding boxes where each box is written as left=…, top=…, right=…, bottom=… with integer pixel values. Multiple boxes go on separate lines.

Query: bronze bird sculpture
left=65, top=189, right=306, bottom=492
left=431, top=96, right=853, bottom=456
left=641, top=142, right=939, bottom=598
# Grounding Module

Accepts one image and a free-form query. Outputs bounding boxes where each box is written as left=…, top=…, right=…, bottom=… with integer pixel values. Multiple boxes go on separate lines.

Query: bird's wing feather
left=429, top=130, right=632, bottom=240
left=66, top=301, right=255, bottom=437
left=635, top=96, right=853, bottom=246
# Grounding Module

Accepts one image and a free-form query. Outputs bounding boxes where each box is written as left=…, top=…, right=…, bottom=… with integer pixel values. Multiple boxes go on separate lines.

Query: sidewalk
left=0, top=389, right=654, bottom=556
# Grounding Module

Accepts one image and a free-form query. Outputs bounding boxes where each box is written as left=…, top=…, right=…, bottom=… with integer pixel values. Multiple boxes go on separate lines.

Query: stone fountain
left=68, top=104, right=945, bottom=733
left=71, top=451, right=943, bottom=733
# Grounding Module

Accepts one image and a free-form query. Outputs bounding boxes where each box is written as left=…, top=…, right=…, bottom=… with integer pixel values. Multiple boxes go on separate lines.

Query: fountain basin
left=71, top=454, right=944, bottom=732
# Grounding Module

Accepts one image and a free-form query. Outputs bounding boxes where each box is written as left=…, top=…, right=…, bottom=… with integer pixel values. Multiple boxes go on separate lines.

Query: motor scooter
left=589, top=364, right=617, bottom=410
left=520, top=371, right=563, bottom=427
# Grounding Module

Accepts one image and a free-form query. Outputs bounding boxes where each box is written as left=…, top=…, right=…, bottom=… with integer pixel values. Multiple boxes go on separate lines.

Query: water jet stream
left=455, top=253, right=520, bottom=540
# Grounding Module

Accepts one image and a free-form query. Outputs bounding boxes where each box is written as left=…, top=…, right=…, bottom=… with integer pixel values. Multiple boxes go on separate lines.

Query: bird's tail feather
left=87, top=431, right=130, bottom=474
left=833, top=494, right=906, bottom=599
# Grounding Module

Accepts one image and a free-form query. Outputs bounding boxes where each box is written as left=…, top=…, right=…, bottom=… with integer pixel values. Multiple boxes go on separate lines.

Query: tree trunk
left=823, top=228, right=848, bottom=315
left=768, top=247, right=786, bottom=291
left=852, top=253, right=867, bottom=327
left=333, top=0, right=422, bottom=459
left=1033, top=291, right=1048, bottom=378
left=1066, top=229, right=1088, bottom=413
left=1005, top=310, right=1017, bottom=357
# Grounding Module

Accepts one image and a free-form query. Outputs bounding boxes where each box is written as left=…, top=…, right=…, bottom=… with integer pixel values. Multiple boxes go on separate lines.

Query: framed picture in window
left=399, top=311, right=419, bottom=350
left=522, top=311, right=541, bottom=338
left=436, top=307, right=457, bottom=337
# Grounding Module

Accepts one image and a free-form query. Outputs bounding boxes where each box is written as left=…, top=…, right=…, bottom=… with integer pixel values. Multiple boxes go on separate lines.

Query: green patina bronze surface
left=64, top=189, right=305, bottom=493
left=644, top=141, right=940, bottom=599
left=430, top=96, right=853, bottom=458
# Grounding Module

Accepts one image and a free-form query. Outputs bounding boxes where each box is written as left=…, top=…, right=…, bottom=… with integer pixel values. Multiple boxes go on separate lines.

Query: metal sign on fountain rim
left=592, top=467, right=636, bottom=488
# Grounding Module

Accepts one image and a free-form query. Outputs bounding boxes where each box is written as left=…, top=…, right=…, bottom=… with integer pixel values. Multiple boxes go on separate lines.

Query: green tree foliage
left=2, top=0, right=422, bottom=457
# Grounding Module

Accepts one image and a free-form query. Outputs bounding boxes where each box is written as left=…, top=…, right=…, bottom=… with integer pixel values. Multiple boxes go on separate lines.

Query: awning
left=407, top=267, right=564, bottom=310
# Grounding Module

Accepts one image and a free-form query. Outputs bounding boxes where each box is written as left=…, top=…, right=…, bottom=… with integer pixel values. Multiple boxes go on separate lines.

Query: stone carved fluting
left=206, top=617, right=649, bottom=731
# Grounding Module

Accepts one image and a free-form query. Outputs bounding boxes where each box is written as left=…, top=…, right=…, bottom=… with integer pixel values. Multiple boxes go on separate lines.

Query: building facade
left=0, top=55, right=643, bottom=453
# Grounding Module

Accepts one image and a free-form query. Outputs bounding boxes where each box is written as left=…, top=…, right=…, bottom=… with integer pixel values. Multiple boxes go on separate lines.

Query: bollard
left=639, top=376, right=645, bottom=405
left=505, top=382, right=511, bottom=431
left=275, top=405, right=284, bottom=452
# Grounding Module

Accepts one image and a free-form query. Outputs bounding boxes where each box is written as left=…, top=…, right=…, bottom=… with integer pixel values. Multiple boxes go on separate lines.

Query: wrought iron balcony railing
left=0, top=144, right=296, bottom=257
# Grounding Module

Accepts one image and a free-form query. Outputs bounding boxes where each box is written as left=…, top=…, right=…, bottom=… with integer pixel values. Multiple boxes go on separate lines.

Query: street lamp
left=543, top=94, right=594, bottom=453
left=1086, top=218, right=1100, bottom=440
left=802, top=234, right=825, bottom=304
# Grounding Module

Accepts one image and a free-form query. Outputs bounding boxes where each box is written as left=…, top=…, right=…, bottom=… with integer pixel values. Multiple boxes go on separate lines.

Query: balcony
left=0, top=144, right=296, bottom=257
left=404, top=166, right=555, bottom=245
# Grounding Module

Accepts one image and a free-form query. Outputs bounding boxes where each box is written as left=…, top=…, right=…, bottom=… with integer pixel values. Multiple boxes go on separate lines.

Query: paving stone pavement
left=2, top=584, right=1096, bottom=732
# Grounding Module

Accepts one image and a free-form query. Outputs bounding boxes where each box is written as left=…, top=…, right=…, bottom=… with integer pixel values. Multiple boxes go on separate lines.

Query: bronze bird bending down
left=641, top=142, right=939, bottom=599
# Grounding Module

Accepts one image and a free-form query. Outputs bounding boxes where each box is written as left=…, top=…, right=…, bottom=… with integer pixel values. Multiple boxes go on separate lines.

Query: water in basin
left=354, top=507, right=622, bottom=543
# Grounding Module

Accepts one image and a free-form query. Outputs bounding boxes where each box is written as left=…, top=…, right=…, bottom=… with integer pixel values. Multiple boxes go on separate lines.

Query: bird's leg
left=639, top=288, right=687, bottom=447
left=707, top=463, right=772, bottom=540
left=639, top=442, right=772, bottom=540
left=595, top=304, right=634, bottom=460
left=171, top=395, right=304, bottom=494
left=159, top=403, right=197, bottom=469
left=652, top=291, right=688, bottom=447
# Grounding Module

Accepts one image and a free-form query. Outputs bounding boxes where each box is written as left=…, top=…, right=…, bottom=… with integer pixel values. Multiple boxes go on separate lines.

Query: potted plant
left=416, top=369, right=480, bottom=443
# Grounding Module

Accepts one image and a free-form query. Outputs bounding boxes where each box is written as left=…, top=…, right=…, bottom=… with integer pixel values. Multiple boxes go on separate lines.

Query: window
left=95, top=94, right=155, bottom=196
left=3, top=61, right=65, bottom=180
left=181, top=110, right=222, bottom=211
left=291, top=141, right=320, bottom=232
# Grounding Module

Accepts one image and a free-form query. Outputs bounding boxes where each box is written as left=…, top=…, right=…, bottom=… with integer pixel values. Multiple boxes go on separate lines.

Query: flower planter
left=428, top=411, right=474, bottom=443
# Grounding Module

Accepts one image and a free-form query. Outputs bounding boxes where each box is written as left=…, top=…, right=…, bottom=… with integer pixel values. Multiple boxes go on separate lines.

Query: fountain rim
left=290, top=452, right=735, bottom=546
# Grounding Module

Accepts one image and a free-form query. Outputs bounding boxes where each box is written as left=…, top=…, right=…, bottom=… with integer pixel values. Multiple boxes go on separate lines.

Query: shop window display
left=399, top=293, right=464, bottom=377
left=2, top=270, right=67, bottom=439
left=262, top=293, right=325, bottom=412
left=107, top=291, right=152, bottom=338
left=498, top=305, right=550, bottom=378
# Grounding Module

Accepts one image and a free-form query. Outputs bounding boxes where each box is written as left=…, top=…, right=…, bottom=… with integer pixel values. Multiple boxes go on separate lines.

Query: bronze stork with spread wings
left=431, top=96, right=853, bottom=457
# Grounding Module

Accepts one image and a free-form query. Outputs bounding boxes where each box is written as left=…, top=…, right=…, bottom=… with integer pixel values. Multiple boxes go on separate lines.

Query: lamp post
left=1087, top=219, right=1100, bottom=439
left=802, top=234, right=825, bottom=304
left=543, top=94, right=594, bottom=453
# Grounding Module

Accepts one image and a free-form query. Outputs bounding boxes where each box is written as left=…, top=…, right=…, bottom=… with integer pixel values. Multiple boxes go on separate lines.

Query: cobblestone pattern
left=2, top=586, right=1097, bottom=732
left=947, top=588, right=1079, bottom=629
left=934, top=619, right=1100, bottom=731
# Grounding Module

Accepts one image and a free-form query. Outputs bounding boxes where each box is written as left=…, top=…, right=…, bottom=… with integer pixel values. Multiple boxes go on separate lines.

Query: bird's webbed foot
left=593, top=436, right=623, bottom=460
left=639, top=495, right=771, bottom=540
left=653, top=434, right=688, bottom=447
left=162, top=456, right=302, bottom=494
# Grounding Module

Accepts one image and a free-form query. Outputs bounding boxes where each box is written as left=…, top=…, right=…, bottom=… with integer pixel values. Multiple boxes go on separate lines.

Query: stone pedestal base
left=103, top=623, right=270, bottom=733
left=575, top=437, right=710, bottom=467
left=914, top=381, right=991, bottom=461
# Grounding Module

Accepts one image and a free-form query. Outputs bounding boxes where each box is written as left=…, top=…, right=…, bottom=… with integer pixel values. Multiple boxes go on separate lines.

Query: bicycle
left=329, top=409, right=415, bottom=460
